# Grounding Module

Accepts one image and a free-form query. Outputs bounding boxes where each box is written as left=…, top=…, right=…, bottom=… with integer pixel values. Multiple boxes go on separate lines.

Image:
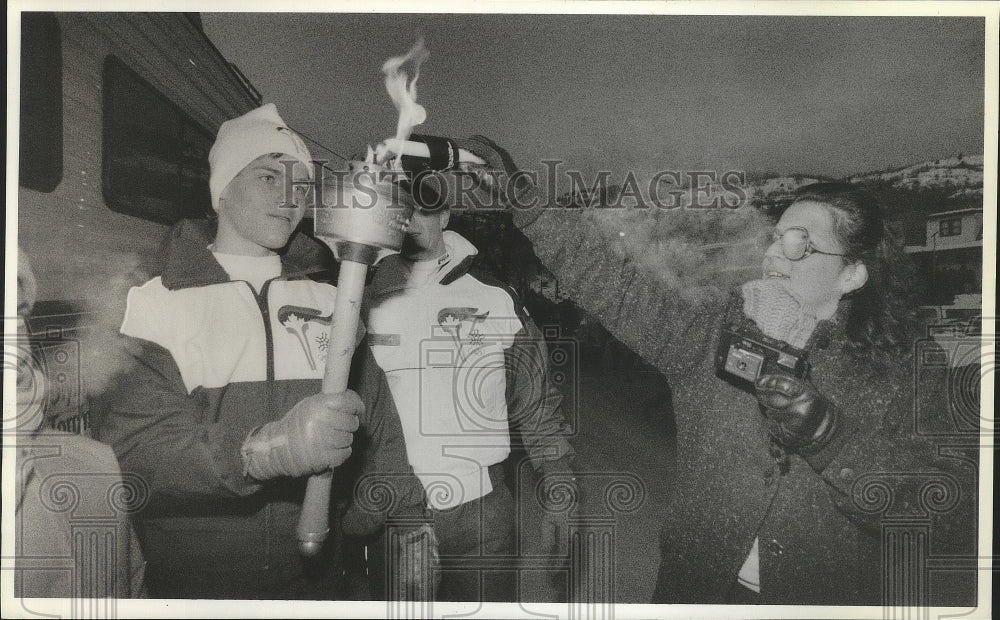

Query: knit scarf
left=741, top=279, right=819, bottom=349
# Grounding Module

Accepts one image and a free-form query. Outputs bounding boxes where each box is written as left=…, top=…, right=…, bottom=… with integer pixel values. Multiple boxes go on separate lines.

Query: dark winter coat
left=513, top=207, right=978, bottom=606
left=92, top=220, right=423, bottom=598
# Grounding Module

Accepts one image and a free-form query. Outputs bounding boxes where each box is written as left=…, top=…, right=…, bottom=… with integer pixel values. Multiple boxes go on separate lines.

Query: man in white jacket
left=361, top=202, right=578, bottom=602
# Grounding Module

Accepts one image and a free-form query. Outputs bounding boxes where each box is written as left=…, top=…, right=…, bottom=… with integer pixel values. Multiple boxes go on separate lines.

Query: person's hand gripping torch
left=297, top=160, right=414, bottom=556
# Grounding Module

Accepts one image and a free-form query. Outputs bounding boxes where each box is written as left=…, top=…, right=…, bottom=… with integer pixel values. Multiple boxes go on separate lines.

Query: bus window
left=101, top=55, right=214, bottom=224
left=19, top=12, right=63, bottom=193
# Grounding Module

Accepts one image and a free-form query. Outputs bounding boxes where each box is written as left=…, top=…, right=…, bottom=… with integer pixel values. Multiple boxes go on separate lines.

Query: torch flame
left=381, top=38, right=430, bottom=163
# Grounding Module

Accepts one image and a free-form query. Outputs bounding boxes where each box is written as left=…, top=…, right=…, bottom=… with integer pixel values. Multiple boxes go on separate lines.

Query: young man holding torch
left=358, top=176, right=579, bottom=602
left=93, top=104, right=423, bottom=599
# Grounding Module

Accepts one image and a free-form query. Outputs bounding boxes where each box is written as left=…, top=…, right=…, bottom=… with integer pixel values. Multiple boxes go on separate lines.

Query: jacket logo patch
left=437, top=307, right=489, bottom=351
left=277, top=305, right=333, bottom=370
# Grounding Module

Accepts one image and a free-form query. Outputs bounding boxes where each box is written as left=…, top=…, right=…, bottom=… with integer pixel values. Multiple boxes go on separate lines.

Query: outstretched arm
left=455, top=136, right=726, bottom=383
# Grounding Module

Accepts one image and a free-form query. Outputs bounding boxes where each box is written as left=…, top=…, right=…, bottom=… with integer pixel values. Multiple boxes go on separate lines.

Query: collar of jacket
left=155, top=219, right=330, bottom=291
left=372, top=230, right=479, bottom=294
left=438, top=231, right=479, bottom=285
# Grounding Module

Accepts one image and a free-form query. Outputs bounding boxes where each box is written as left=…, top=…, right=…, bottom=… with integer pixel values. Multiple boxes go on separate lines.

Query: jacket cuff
left=800, top=406, right=857, bottom=473
left=212, top=419, right=266, bottom=495
left=239, top=424, right=268, bottom=482
left=537, top=456, right=582, bottom=513
left=341, top=474, right=428, bottom=537
left=538, top=454, right=576, bottom=478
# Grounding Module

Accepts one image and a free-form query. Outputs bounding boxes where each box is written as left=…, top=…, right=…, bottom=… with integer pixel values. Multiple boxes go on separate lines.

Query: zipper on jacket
left=249, top=279, right=276, bottom=383
left=229, top=278, right=278, bottom=382
left=247, top=278, right=277, bottom=569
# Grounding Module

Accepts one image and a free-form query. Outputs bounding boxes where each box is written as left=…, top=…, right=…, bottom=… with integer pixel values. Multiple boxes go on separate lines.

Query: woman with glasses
left=670, top=183, right=973, bottom=605
left=445, top=137, right=978, bottom=607
left=653, top=183, right=973, bottom=606
left=628, top=182, right=957, bottom=605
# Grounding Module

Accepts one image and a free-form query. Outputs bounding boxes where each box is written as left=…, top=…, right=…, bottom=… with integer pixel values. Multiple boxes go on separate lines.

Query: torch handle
left=297, top=259, right=370, bottom=556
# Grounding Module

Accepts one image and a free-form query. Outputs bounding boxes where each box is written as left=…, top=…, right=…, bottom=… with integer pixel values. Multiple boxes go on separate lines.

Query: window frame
left=939, top=217, right=963, bottom=237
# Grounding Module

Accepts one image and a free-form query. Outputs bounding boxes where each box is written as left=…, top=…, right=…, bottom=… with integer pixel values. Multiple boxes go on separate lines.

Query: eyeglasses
left=765, top=226, right=847, bottom=261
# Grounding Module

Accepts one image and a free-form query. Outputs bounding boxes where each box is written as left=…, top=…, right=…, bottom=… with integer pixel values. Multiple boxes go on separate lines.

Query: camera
left=715, top=322, right=809, bottom=387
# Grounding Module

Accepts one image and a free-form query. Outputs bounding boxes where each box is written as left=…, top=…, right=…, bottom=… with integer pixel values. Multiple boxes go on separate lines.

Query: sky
left=202, top=12, right=986, bottom=180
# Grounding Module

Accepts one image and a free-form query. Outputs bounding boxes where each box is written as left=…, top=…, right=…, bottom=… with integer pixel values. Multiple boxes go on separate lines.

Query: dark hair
left=790, top=182, right=916, bottom=357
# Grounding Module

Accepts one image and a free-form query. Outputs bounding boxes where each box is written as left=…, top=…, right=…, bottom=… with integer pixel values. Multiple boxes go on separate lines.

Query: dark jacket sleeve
left=505, top=311, right=576, bottom=473
left=516, top=208, right=725, bottom=382
left=341, top=344, right=427, bottom=536
left=91, top=335, right=263, bottom=504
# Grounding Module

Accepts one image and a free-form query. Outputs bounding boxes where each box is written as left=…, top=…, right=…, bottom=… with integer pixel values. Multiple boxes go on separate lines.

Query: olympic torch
left=297, top=160, right=414, bottom=556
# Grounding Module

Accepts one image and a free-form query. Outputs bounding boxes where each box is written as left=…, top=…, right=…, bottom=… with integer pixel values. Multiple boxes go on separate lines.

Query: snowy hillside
left=745, top=154, right=984, bottom=209
left=847, top=154, right=983, bottom=199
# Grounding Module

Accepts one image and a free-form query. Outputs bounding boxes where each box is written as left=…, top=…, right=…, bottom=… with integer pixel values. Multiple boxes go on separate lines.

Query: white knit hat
left=208, top=103, right=314, bottom=209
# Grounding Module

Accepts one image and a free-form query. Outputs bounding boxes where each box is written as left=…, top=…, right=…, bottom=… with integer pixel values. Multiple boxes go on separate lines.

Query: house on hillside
left=904, top=208, right=983, bottom=308
left=906, top=208, right=984, bottom=251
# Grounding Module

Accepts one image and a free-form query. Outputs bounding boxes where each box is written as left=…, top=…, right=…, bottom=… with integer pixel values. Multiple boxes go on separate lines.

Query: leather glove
left=241, top=391, right=361, bottom=481
left=537, top=460, right=581, bottom=559
left=755, top=374, right=838, bottom=453
left=452, top=136, right=543, bottom=226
